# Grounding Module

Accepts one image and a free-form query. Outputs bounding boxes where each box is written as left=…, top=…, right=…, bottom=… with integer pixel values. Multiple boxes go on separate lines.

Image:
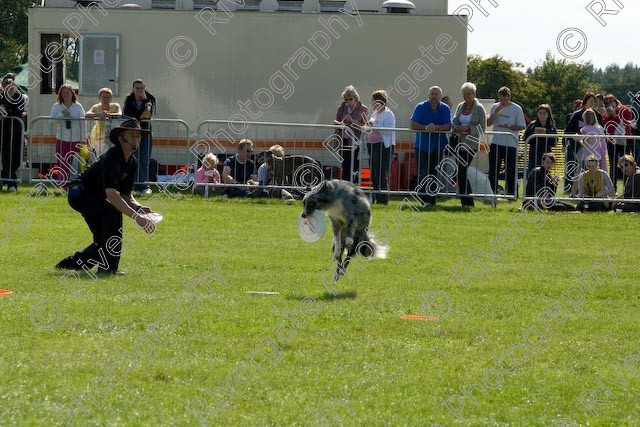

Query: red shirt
left=603, top=104, right=633, bottom=138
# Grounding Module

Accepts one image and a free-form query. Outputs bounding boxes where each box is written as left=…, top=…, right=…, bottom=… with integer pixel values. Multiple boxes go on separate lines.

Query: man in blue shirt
left=410, top=86, right=452, bottom=205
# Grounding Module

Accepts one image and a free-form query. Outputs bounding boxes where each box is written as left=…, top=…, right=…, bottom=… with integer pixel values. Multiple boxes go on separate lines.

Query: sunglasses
left=344, top=97, right=355, bottom=101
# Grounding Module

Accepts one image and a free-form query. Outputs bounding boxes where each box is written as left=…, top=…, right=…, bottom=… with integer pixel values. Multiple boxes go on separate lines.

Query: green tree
left=590, top=63, right=640, bottom=103
left=530, top=52, right=601, bottom=127
left=467, top=55, right=546, bottom=120
left=0, top=1, right=33, bottom=72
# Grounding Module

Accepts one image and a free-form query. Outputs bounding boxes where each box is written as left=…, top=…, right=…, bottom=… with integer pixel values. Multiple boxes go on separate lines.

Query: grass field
left=1, top=186, right=639, bottom=426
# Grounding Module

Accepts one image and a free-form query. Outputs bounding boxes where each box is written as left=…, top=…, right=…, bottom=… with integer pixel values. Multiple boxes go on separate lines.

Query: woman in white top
left=366, top=90, right=396, bottom=204
left=50, top=84, right=85, bottom=184
left=451, top=82, right=487, bottom=207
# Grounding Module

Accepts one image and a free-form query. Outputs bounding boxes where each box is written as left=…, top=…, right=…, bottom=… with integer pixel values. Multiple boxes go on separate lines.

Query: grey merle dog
left=301, top=179, right=388, bottom=281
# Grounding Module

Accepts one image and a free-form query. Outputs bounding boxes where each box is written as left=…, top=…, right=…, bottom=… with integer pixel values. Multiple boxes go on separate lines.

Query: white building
left=27, top=0, right=468, bottom=174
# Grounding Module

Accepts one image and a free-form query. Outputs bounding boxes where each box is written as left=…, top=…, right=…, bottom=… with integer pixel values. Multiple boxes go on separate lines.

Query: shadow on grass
left=287, top=290, right=357, bottom=301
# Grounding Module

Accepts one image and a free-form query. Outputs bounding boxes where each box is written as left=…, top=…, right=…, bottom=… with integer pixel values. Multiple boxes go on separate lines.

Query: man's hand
left=134, top=214, right=155, bottom=234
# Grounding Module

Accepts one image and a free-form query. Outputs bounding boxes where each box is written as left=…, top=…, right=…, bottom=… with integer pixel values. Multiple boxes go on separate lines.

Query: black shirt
left=525, top=167, right=557, bottom=198
left=0, top=88, right=26, bottom=117
left=80, top=144, right=137, bottom=199
left=223, top=155, right=255, bottom=184
left=123, top=91, right=155, bottom=130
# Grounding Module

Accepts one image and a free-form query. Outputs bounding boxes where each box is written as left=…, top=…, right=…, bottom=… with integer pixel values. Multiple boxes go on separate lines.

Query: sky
left=447, top=0, right=638, bottom=70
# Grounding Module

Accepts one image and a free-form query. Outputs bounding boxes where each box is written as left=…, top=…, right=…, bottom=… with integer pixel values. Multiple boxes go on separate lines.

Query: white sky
left=448, top=0, right=638, bottom=70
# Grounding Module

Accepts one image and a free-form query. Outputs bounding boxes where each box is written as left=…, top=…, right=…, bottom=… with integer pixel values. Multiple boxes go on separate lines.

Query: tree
left=0, top=1, right=34, bottom=72
left=530, top=52, right=601, bottom=127
left=589, top=63, right=640, bottom=103
left=467, top=55, right=546, bottom=120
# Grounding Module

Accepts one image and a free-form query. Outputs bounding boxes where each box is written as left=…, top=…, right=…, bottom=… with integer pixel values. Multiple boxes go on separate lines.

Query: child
left=193, top=152, right=220, bottom=196
left=578, top=108, right=607, bottom=170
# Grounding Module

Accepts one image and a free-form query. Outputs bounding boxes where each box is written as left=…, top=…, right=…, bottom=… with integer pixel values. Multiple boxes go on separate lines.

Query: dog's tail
left=355, top=231, right=388, bottom=259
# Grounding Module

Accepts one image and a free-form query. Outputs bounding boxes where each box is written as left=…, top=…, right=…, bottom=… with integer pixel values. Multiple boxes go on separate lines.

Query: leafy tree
left=467, top=55, right=546, bottom=120
left=530, top=52, right=601, bottom=127
left=0, top=1, right=33, bottom=72
left=589, top=63, right=640, bottom=104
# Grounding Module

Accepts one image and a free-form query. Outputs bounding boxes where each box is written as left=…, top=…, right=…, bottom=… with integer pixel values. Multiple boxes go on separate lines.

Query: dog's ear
left=307, top=178, right=326, bottom=194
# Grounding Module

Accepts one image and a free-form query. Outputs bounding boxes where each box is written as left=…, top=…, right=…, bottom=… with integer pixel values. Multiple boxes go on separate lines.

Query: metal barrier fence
left=522, top=133, right=640, bottom=211
left=0, top=115, right=26, bottom=190
left=28, top=116, right=191, bottom=190
left=193, top=119, right=519, bottom=204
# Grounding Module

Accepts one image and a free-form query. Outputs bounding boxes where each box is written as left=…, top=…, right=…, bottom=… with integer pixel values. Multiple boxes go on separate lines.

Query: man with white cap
left=56, top=119, right=157, bottom=275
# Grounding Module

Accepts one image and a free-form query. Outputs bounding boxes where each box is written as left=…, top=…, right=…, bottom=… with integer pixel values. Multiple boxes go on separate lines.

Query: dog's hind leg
left=344, top=215, right=356, bottom=250
left=333, top=256, right=351, bottom=281
left=330, top=219, right=343, bottom=262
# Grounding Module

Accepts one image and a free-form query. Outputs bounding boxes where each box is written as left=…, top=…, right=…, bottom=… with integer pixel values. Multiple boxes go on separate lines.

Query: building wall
left=28, top=7, right=467, bottom=133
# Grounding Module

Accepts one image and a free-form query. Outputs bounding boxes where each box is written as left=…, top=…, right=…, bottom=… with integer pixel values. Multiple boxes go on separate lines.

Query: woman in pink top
left=194, top=152, right=221, bottom=196
left=578, top=109, right=607, bottom=170
left=50, top=84, right=85, bottom=185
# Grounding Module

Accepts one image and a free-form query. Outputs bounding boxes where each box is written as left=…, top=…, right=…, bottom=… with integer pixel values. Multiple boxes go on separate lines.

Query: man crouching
left=56, top=119, right=157, bottom=276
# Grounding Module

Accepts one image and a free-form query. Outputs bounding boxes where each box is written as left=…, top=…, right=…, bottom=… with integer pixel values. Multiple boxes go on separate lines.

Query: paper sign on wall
left=94, top=50, right=104, bottom=65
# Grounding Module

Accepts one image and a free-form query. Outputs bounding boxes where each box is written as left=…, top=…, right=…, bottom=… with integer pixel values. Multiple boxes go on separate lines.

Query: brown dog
left=265, top=152, right=323, bottom=188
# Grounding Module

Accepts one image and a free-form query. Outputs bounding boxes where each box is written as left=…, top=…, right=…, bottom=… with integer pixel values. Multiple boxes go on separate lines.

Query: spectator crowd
left=2, top=74, right=640, bottom=211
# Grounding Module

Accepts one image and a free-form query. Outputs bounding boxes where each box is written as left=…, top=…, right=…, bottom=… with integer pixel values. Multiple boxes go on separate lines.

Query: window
left=39, top=34, right=80, bottom=95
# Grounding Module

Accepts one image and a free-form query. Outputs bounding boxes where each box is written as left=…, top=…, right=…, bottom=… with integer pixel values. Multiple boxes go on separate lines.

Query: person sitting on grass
left=193, top=152, right=221, bottom=196
left=576, top=155, right=615, bottom=212
left=523, top=152, right=576, bottom=211
left=614, top=154, right=640, bottom=212
left=221, top=139, right=256, bottom=198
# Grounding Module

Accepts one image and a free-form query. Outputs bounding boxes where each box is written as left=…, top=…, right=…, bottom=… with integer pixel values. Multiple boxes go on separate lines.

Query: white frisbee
left=140, top=212, right=163, bottom=224
left=298, top=210, right=326, bottom=243
left=246, top=291, right=280, bottom=295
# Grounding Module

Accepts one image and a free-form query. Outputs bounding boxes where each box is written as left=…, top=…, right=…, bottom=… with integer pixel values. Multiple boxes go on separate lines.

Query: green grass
left=1, top=187, right=639, bottom=426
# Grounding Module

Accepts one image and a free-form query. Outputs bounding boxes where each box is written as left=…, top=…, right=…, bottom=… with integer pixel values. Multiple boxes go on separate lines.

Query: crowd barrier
left=0, top=115, right=26, bottom=189
left=193, top=119, right=521, bottom=203
left=27, top=116, right=191, bottom=189
left=15, top=116, right=640, bottom=209
left=522, top=133, right=640, bottom=209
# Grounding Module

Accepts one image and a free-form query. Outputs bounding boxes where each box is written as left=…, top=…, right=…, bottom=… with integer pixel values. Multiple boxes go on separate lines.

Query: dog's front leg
left=334, top=256, right=351, bottom=281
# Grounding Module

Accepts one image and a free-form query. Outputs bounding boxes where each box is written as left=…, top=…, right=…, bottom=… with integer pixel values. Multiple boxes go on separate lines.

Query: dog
left=301, top=179, right=388, bottom=281
left=266, top=152, right=322, bottom=188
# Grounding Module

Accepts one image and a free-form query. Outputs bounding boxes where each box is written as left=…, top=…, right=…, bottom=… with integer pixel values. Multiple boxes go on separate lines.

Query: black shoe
left=55, top=256, right=82, bottom=270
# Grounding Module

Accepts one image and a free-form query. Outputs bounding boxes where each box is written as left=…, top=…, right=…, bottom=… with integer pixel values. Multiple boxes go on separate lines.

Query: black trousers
left=0, top=117, right=22, bottom=186
left=367, top=143, right=393, bottom=204
left=68, top=187, right=123, bottom=272
left=457, top=148, right=476, bottom=207
left=341, top=138, right=359, bottom=183
left=607, top=143, right=625, bottom=189
left=489, top=144, right=518, bottom=197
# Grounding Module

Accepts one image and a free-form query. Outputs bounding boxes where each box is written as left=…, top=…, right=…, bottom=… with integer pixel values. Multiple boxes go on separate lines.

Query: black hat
left=109, top=119, right=150, bottom=145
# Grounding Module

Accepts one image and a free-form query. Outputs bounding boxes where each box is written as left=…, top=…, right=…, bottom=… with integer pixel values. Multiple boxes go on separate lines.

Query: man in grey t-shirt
left=487, top=86, right=526, bottom=198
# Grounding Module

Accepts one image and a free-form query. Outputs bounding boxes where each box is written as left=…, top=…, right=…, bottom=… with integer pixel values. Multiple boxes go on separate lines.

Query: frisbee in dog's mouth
left=298, top=210, right=326, bottom=242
